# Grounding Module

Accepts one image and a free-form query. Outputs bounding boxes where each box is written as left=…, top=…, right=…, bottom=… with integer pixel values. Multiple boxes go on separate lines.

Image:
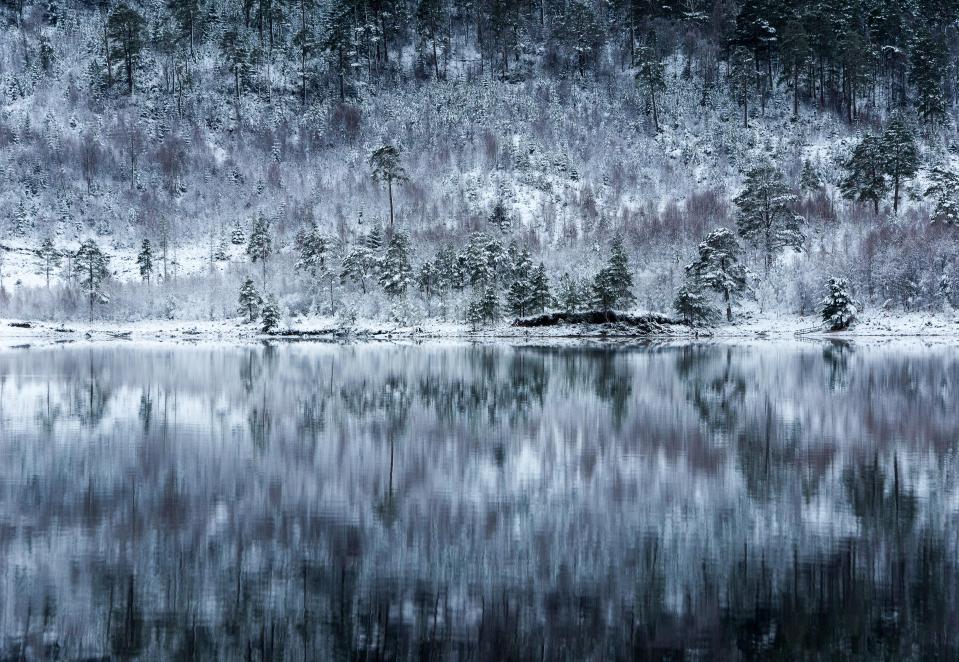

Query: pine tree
left=528, top=262, right=551, bottom=313
left=557, top=272, right=583, bottom=313
left=106, top=3, right=145, bottom=94
left=636, top=31, right=666, bottom=132
left=35, top=237, right=61, bottom=289
left=246, top=214, right=273, bottom=284
left=465, top=295, right=484, bottom=331
left=136, top=238, right=154, bottom=284
left=673, top=284, right=719, bottom=326
left=925, top=167, right=959, bottom=224
left=238, top=277, right=262, bottom=322
left=12, top=202, right=30, bottom=236
left=506, top=274, right=531, bottom=317
left=734, top=160, right=805, bottom=272
left=881, top=115, right=920, bottom=213
left=465, top=232, right=491, bottom=286
left=369, top=145, right=408, bottom=227
left=686, top=228, right=750, bottom=322
left=488, top=200, right=512, bottom=234
left=379, top=231, right=413, bottom=296
left=230, top=220, right=246, bottom=245
left=294, top=221, right=328, bottom=279
left=479, top=286, right=500, bottom=324
left=800, top=159, right=823, bottom=192
left=730, top=46, right=755, bottom=129
left=910, top=28, right=947, bottom=125
left=820, top=277, right=858, bottom=330
left=365, top=225, right=384, bottom=252
left=417, top=261, right=438, bottom=299
left=840, top=134, right=887, bottom=214
left=591, top=234, right=636, bottom=312
left=340, top=246, right=378, bottom=293
left=416, top=0, right=445, bottom=79
left=261, top=294, right=281, bottom=332
left=74, top=239, right=110, bottom=319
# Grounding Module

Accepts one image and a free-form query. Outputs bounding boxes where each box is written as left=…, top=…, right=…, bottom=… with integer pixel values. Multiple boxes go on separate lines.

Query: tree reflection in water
left=0, top=341, right=958, bottom=659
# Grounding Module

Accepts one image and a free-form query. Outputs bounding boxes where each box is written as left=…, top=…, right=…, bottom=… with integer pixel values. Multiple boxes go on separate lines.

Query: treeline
left=6, top=0, right=959, bottom=123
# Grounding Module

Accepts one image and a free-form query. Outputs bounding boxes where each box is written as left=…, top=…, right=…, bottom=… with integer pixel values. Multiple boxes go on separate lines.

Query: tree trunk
left=387, top=179, right=394, bottom=227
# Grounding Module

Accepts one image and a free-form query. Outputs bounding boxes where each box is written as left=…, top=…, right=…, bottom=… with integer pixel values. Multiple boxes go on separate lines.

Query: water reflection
left=1, top=340, right=958, bottom=659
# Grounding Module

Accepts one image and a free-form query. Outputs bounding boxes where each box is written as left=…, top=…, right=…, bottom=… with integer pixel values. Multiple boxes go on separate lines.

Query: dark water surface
left=1, top=340, right=958, bottom=660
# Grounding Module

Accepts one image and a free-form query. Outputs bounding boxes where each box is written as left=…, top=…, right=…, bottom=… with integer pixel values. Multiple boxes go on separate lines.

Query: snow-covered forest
left=2, top=0, right=959, bottom=328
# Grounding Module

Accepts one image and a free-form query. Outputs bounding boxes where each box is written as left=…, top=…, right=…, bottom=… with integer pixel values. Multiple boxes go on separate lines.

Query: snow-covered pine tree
left=230, top=220, right=245, bottom=245
left=465, top=295, right=484, bottom=331
left=557, top=272, right=583, bottom=313
left=820, top=277, right=858, bottom=330
left=479, top=286, right=500, bottom=324
left=379, top=231, right=413, bottom=296
left=35, top=237, right=61, bottom=289
left=730, top=46, right=755, bottom=128
left=238, top=277, right=262, bottom=322
left=925, top=167, right=959, bottom=224
left=136, top=238, right=154, bottom=284
left=369, top=145, right=408, bottom=227
left=529, top=262, right=551, bottom=313
left=734, top=160, right=804, bottom=273
left=261, top=294, right=281, bottom=332
left=506, top=274, right=531, bottom=317
left=465, top=232, right=491, bottom=286
left=246, top=214, right=273, bottom=284
left=636, top=31, right=666, bottom=133
left=881, top=115, right=920, bottom=213
left=417, top=261, right=438, bottom=301
left=800, top=159, right=823, bottom=192
left=365, top=225, right=384, bottom=252
left=294, top=221, right=328, bottom=279
left=673, top=284, right=719, bottom=326
left=74, top=239, right=110, bottom=319
left=340, top=245, right=377, bottom=293
left=910, top=27, right=947, bottom=125
left=489, top=200, right=512, bottom=234
left=685, top=228, right=750, bottom=322
left=840, top=134, right=887, bottom=214
left=591, top=234, right=636, bottom=312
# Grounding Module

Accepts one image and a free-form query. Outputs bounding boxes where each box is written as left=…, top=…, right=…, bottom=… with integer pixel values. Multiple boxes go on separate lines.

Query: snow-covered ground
left=2, top=309, right=958, bottom=350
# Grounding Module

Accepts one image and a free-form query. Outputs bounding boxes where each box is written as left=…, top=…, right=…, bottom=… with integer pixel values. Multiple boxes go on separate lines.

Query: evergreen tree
left=800, top=159, right=824, bottom=192
left=636, top=32, right=666, bottom=132
left=324, top=0, right=357, bottom=101
left=35, top=237, right=61, bottom=289
left=435, top=244, right=464, bottom=290
left=528, top=262, right=551, bottom=313
left=488, top=200, right=512, bottom=234
left=840, top=134, right=887, bottom=214
left=136, top=238, right=154, bottom=284
left=369, top=145, right=408, bottom=227
left=465, top=232, right=492, bottom=286
left=591, top=234, right=636, bottom=311
left=340, top=246, right=378, bottom=293
left=925, top=167, right=959, bottom=224
left=238, top=277, right=262, bottom=322
left=417, top=261, right=438, bottom=299
left=730, top=46, right=755, bottom=128
left=910, top=28, right=947, bottom=124
left=820, top=277, right=858, bottom=330
left=506, top=273, right=532, bottom=317
left=415, top=0, right=445, bottom=79
left=261, top=294, right=281, bottom=332
left=734, top=160, right=804, bottom=272
left=780, top=17, right=811, bottom=116
left=74, top=239, right=110, bottom=319
left=686, top=228, right=750, bottom=322
left=673, top=284, right=719, bottom=326
left=881, top=115, right=920, bottom=213
left=365, top=225, right=384, bottom=251
left=106, top=3, right=145, bottom=94
left=557, top=272, right=583, bottom=313
left=294, top=221, right=328, bottom=279
left=230, top=220, right=246, bottom=245
left=246, top=214, right=273, bottom=284
left=379, top=231, right=413, bottom=296
left=465, top=295, right=484, bottom=331
left=479, top=286, right=500, bottom=324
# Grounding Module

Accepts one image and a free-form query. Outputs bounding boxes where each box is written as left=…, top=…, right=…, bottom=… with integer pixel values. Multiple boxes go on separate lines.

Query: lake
left=1, top=340, right=958, bottom=660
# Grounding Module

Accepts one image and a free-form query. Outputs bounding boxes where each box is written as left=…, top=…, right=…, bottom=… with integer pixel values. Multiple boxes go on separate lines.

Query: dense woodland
left=2, top=0, right=959, bottom=325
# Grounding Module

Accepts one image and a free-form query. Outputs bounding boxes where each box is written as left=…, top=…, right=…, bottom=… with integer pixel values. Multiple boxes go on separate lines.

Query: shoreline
left=2, top=311, right=959, bottom=348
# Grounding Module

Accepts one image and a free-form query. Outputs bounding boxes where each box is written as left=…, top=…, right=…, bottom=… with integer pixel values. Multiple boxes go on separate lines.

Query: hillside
left=1, top=0, right=958, bottom=329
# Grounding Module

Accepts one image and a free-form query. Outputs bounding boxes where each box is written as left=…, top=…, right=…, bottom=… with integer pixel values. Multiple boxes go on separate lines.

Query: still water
left=0, top=340, right=958, bottom=660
